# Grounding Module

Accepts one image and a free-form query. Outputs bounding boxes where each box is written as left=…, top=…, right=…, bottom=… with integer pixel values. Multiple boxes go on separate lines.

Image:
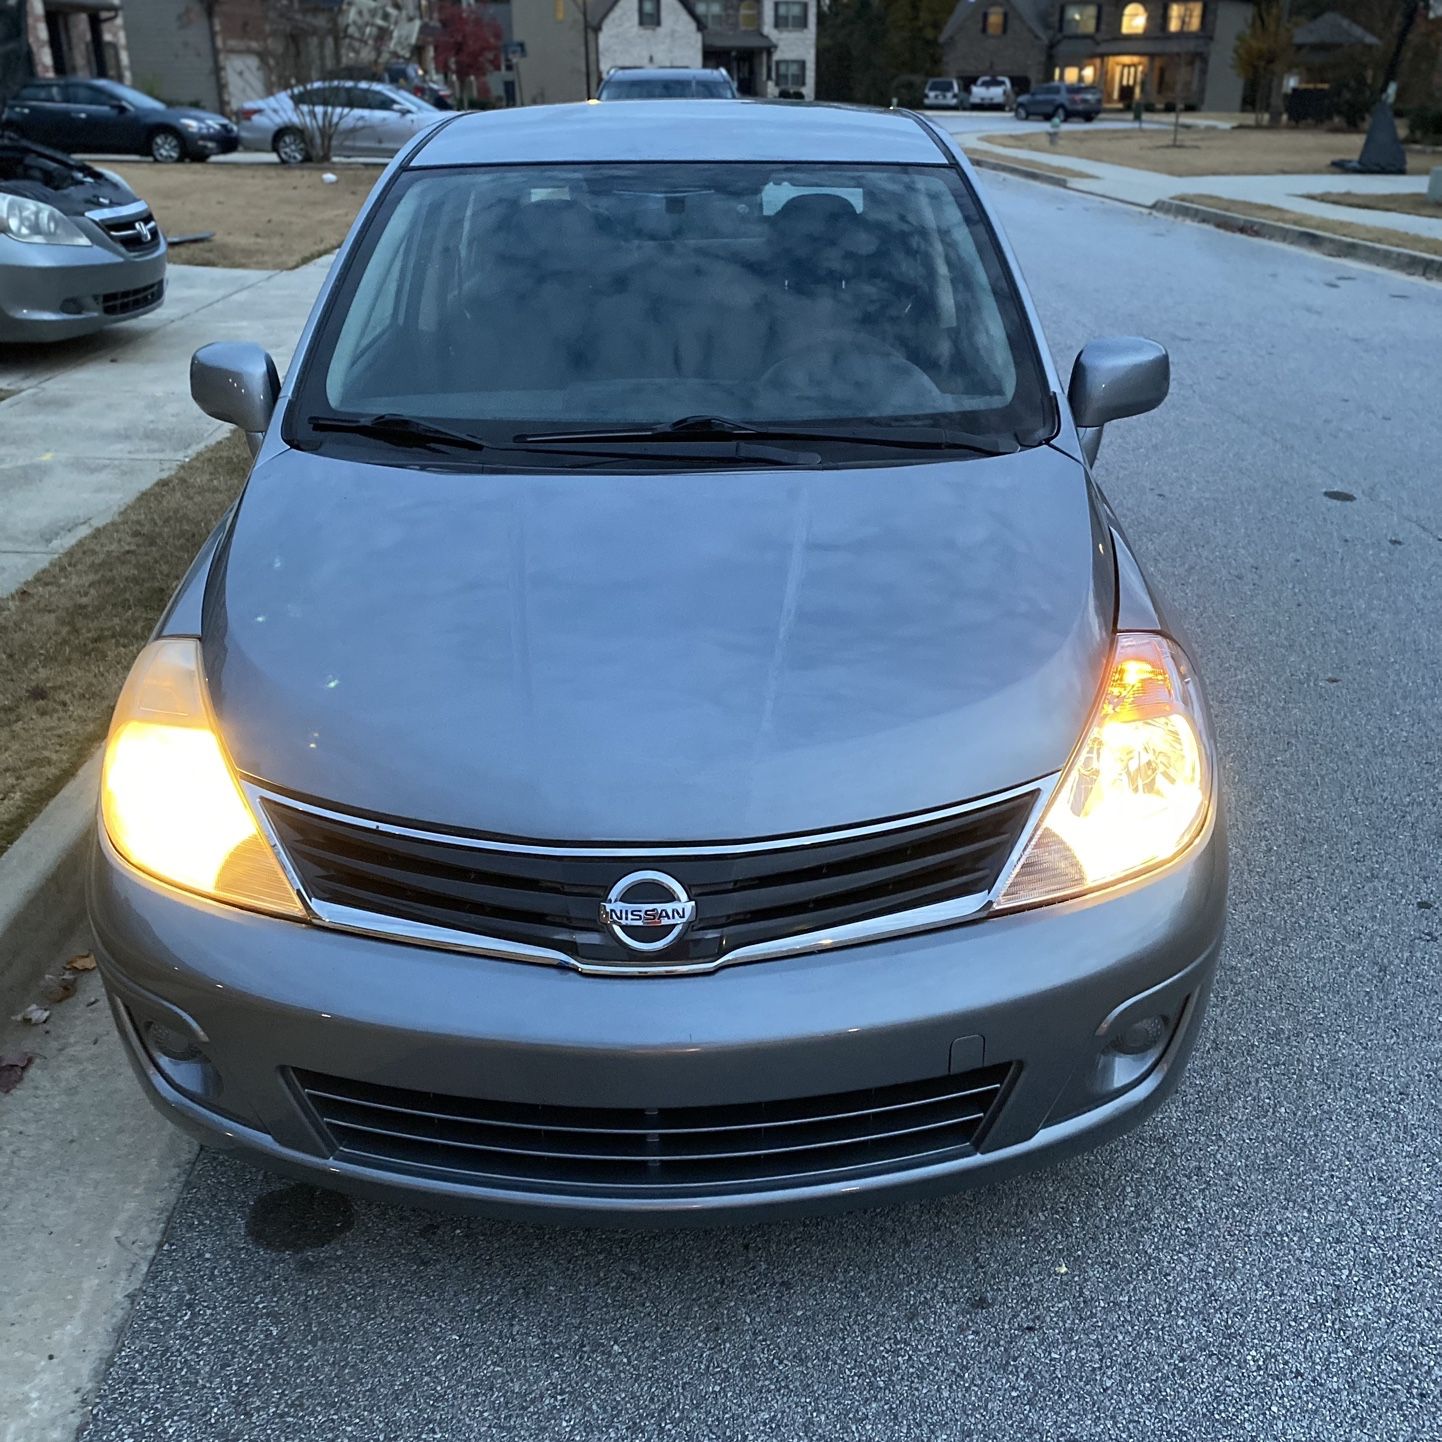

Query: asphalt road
left=81, top=177, right=1442, bottom=1442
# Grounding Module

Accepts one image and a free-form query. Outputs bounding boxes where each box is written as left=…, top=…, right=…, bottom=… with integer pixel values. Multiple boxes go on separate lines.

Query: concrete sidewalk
left=0, top=256, right=330, bottom=600
left=938, top=118, right=1442, bottom=245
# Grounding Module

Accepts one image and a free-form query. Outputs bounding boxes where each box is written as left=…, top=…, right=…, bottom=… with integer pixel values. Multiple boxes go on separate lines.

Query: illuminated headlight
left=0, top=194, right=92, bottom=246
left=101, top=638, right=305, bottom=918
left=179, top=117, right=211, bottom=132
left=996, top=632, right=1212, bottom=911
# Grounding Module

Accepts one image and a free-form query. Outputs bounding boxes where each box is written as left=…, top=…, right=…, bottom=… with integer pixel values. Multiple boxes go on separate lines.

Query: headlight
left=996, top=632, right=1212, bottom=911
left=179, top=117, right=205, bottom=131
left=0, top=194, right=92, bottom=246
left=101, top=638, right=305, bottom=918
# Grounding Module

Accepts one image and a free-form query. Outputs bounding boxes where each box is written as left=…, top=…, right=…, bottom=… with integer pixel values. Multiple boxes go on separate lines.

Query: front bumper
left=0, top=235, right=166, bottom=342
left=90, top=815, right=1226, bottom=1225
left=185, top=130, right=239, bottom=158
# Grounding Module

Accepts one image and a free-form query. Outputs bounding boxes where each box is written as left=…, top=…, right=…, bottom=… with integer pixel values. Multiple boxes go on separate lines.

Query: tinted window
left=17, top=82, right=65, bottom=102
left=89, top=79, right=165, bottom=110
left=297, top=162, right=1050, bottom=455
left=600, top=76, right=728, bottom=98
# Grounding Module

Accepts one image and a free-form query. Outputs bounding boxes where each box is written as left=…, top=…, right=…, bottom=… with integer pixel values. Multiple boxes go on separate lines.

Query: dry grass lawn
left=1301, top=190, right=1442, bottom=220
left=105, top=161, right=378, bottom=270
left=978, top=127, right=1438, bottom=177
left=1175, top=193, right=1442, bottom=258
left=0, top=433, right=251, bottom=854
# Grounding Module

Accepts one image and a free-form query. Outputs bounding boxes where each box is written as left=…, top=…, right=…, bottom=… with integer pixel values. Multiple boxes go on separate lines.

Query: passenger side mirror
left=191, top=342, right=280, bottom=457
left=1068, top=336, right=1169, bottom=468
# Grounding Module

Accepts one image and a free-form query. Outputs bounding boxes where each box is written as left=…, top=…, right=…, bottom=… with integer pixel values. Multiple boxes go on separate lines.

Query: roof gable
left=941, top=0, right=1053, bottom=45
left=591, top=0, right=705, bottom=27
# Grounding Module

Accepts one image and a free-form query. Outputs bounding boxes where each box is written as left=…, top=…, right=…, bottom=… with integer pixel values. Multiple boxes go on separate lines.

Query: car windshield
left=299, top=161, right=1051, bottom=455
left=601, top=77, right=733, bottom=98
left=94, top=80, right=166, bottom=110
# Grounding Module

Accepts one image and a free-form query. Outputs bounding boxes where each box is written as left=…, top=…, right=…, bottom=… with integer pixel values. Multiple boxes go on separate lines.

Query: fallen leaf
left=14, top=1004, right=49, bottom=1026
left=38, top=973, right=77, bottom=1004
left=0, top=1053, right=34, bottom=1094
left=1055, top=1263, right=1069, bottom=1275
left=65, top=953, right=97, bottom=973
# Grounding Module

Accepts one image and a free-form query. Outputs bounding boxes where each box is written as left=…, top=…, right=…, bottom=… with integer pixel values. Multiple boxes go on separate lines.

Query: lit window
left=775, top=0, right=808, bottom=26
left=982, top=6, right=1006, bottom=33
left=639, top=0, right=660, bottom=25
left=1061, top=3, right=1098, bottom=34
left=739, top=0, right=760, bottom=26
left=1081, top=62, right=1096, bottom=82
left=1121, top=2, right=1146, bottom=31
left=1166, top=0, right=1201, bottom=29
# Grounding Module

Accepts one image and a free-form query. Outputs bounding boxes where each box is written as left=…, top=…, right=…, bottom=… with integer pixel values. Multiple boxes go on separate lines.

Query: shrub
left=1406, top=105, right=1442, bottom=144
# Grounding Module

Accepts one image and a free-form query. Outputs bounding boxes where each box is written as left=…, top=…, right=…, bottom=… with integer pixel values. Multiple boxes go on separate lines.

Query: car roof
left=411, top=101, right=947, bottom=167
left=604, top=67, right=729, bottom=77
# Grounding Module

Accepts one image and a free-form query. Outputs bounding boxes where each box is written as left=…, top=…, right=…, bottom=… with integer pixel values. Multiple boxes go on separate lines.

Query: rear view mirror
left=1068, top=336, right=1169, bottom=467
left=191, top=342, right=279, bottom=457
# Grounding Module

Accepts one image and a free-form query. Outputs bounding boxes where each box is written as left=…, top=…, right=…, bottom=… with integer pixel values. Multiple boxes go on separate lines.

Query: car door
left=347, top=87, right=421, bottom=155
left=3, top=81, right=67, bottom=147
left=58, top=81, right=128, bottom=154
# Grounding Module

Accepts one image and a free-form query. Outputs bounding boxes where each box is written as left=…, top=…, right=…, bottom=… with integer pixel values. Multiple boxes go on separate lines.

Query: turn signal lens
left=997, top=633, right=1211, bottom=910
left=101, top=638, right=304, bottom=918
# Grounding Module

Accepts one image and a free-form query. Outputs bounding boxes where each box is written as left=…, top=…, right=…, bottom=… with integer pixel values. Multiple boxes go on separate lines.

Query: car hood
left=0, top=138, right=138, bottom=213
left=204, top=446, right=1114, bottom=841
left=166, top=106, right=232, bottom=125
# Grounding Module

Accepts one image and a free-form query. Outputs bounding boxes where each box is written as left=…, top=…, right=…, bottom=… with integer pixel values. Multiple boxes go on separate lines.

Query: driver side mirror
left=191, top=342, right=280, bottom=457
left=1068, top=336, right=1169, bottom=467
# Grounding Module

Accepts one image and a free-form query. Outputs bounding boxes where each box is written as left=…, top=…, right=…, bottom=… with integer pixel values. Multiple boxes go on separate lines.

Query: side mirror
left=1068, top=336, right=1169, bottom=468
left=191, top=342, right=279, bottom=457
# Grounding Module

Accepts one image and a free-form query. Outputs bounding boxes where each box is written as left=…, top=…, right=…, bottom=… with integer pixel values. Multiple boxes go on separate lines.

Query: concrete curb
left=0, top=750, right=100, bottom=1018
left=968, top=152, right=1077, bottom=190
left=1153, top=198, right=1442, bottom=282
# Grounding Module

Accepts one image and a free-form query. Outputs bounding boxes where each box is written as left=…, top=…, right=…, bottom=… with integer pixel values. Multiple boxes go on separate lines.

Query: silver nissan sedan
left=88, top=101, right=1227, bottom=1225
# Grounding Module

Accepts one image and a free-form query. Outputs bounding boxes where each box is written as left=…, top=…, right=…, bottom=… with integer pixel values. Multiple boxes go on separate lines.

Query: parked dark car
left=1, top=78, right=237, bottom=162
left=0, top=137, right=165, bottom=341
left=1014, top=82, right=1102, bottom=121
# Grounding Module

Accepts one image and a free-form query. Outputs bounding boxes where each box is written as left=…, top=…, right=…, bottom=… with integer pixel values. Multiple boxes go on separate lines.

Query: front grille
left=100, top=279, right=164, bottom=316
left=295, top=1064, right=1013, bottom=1195
left=264, top=789, right=1037, bottom=968
left=97, top=210, right=161, bottom=254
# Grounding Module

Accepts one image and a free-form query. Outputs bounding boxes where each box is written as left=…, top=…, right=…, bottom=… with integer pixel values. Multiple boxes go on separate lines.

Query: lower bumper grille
left=295, top=1064, right=1013, bottom=1196
left=101, top=279, right=164, bottom=316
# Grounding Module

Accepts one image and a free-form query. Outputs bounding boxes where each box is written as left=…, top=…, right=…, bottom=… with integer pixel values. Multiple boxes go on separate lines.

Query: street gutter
left=966, top=151, right=1442, bottom=282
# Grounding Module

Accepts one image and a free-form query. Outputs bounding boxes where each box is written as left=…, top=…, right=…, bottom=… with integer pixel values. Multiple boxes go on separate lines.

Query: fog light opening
left=1108, top=1014, right=1170, bottom=1058
left=144, top=1020, right=203, bottom=1063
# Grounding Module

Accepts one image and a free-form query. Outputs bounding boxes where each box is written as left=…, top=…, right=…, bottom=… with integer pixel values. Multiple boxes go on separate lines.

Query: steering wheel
left=758, top=329, right=942, bottom=408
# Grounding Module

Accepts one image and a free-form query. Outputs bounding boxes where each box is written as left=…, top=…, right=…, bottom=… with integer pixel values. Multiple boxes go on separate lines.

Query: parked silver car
left=91, top=101, right=1226, bottom=1225
left=236, top=81, right=443, bottom=163
left=0, top=138, right=165, bottom=343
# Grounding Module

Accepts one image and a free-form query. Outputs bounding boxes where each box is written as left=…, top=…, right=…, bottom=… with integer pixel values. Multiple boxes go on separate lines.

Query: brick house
left=940, top=0, right=1252, bottom=110
left=21, top=0, right=131, bottom=83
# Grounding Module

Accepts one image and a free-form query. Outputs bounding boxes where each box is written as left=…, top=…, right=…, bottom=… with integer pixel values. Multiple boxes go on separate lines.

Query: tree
left=433, top=1, right=505, bottom=97
left=1234, top=0, right=1294, bottom=124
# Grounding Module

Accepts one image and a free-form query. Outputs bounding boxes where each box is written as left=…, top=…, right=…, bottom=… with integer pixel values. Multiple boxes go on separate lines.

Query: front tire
left=149, top=127, right=184, bottom=163
left=1083, top=112, right=1097, bottom=122
left=1015, top=104, right=1028, bottom=120
left=273, top=127, right=309, bottom=165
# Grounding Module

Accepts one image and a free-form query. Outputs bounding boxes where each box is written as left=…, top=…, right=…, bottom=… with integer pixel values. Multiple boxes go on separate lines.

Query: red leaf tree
left=433, top=2, right=505, bottom=85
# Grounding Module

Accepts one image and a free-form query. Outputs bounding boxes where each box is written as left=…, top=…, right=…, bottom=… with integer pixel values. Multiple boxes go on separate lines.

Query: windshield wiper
left=306, top=412, right=814, bottom=467
left=517, top=415, right=1021, bottom=456
left=307, top=413, right=490, bottom=452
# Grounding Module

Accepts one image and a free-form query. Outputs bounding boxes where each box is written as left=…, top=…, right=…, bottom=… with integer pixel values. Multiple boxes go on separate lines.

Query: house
left=510, top=0, right=813, bottom=103
left=20, top=0, right=132, bottom=84
left=939, top=0, right=1252, bottom=110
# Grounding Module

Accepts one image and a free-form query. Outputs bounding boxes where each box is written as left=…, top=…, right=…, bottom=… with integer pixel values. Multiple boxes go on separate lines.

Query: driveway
left=0, top=258, right=328, bottom=599
left=59, top=175, right=1442, bottom=1442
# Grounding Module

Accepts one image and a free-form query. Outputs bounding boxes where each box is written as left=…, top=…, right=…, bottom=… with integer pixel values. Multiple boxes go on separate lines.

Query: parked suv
left=1, top=78, right=236, bottom=162
left=1014, top=82, right=1102, bottom=121
left=596, top=67, right=738, bottom=100
left=93, top=101, right=1225, bottom=1225
left=923, top=78, right=962, bottom=109
left=968, top=75, right=1014, bottom=110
